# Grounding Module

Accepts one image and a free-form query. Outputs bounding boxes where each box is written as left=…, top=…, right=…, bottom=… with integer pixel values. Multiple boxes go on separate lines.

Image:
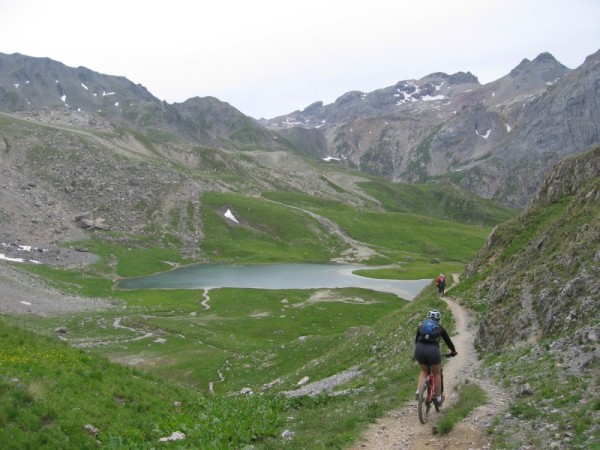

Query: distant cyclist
left=414, top=309, right=457, bottom=406
left=435, top=274, right=446, bottom=296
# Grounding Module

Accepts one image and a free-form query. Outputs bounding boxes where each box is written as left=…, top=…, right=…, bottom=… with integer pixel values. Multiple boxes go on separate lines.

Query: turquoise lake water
left=117, top=263, right=431, bottom=300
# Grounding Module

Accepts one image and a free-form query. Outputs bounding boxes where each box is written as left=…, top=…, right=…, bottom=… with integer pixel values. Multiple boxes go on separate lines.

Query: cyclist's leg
left=430, top=363, right=442, bottom=397
left=417, top=363, right=429, bottom=391
left=426, top=346, right=442, bottom=391
left=414, top=343, right=430, bottom=397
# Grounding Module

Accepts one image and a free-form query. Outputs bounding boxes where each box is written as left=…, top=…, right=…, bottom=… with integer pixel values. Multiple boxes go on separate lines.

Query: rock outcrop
left=466, top=146, right=600, bottom=349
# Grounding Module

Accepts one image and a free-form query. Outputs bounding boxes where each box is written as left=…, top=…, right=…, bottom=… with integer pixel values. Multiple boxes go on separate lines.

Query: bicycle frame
left=425, top=372, right=436, bottom=403
left=424, top=367, right=442, bottom=405
left=417, top=353, right=451, bottom=424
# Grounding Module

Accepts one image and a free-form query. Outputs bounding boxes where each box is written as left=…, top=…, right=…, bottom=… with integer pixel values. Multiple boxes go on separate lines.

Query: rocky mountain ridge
left=262, top=71, right=481, bottom=129
left=262, top=53, right=567, bottom=129
left=1, top=49, right=599, bottom=210
left=264, top=51, right=600, bottom=207
left=0, top=52, right=282, bottom=152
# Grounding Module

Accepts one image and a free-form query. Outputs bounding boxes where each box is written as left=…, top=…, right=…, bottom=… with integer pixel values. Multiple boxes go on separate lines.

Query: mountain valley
left=0, top=49, right=598, bottom=449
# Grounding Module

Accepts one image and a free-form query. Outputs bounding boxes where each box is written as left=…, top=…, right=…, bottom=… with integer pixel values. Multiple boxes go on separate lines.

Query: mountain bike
left=417, top=353, right=454, bottom=424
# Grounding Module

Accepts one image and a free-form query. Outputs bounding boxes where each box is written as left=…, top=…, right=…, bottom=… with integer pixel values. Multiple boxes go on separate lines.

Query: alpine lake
left=117, top=263, right=431, bottom=300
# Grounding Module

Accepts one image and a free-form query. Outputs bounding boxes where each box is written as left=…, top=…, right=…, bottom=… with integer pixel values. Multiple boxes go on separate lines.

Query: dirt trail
left=349, top=295, right=508, bottom=450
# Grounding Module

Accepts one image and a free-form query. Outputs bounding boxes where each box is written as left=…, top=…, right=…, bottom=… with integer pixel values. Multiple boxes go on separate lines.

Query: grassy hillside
left=449, top=147, right=600, bottom=449
left=1, top=281, right=453, bottom=449
left=0, top=178, right=503, bottom=448
left=0, top=319, right=286, bottom=449
left=2, top=79, right=597, bottom=448
left=0, top=108, right=523, bottom=448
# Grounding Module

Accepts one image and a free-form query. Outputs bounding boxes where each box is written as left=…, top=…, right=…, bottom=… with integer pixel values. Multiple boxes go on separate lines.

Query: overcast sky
left=1, top=0, right=599, bottom=119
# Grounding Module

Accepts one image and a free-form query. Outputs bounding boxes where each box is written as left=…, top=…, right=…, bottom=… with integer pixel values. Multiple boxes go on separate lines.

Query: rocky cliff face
left=453, top=146, right=600, bottom=450
left=464, top=146, right=600, bottom=350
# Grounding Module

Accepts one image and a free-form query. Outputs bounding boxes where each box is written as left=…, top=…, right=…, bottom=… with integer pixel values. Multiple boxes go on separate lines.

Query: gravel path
left=349, top=295, right=509, bottom=450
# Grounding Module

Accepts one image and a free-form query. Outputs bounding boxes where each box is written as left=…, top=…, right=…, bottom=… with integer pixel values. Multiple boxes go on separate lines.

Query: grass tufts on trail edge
left=435, top=382, right=488, bottom=435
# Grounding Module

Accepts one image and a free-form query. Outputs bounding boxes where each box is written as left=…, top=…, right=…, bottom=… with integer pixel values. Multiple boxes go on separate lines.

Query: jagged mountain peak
left=513, top=51, right=558, bottom=67
left=509, top=51, right=568, bottom=80
left=471, top=51, right=572, bottom=110
left=532, top=51, right=558, bottom=63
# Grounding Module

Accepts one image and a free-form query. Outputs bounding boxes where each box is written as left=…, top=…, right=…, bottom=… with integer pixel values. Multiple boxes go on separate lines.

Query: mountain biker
left=435, top=274, right=446, bottom=296
left=414, top=309, right=457, bottom=406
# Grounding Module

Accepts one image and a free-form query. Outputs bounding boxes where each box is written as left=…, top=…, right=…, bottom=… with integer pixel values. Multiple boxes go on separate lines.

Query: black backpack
left=419, top=318, right=440, bottom=342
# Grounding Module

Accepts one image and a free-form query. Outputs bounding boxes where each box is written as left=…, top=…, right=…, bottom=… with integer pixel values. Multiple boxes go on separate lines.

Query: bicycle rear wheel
left=417, top=380, right=431, bottom=424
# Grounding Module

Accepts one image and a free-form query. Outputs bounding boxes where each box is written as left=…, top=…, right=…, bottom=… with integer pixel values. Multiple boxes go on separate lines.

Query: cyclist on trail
left=414, top=309, right=457, bottom=406
left=435, top=274, right=446, bottom=296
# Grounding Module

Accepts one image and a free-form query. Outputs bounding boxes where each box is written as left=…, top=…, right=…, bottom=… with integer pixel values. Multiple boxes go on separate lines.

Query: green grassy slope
left=0, top=158, right=517, bottom=448
left=1, top=283, right=453, bottom=449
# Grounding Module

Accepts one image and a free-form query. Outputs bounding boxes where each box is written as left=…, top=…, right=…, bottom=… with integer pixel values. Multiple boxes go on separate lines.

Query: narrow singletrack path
left=349, top=295, right=508, bottom=450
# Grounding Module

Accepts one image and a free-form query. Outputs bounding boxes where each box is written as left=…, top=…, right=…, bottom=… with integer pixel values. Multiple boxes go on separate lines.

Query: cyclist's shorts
left=415, top=342, right=441, bottom=365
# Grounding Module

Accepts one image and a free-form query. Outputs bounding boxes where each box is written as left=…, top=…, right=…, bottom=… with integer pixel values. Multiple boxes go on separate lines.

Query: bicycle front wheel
left=417, top=380, right=431, bottom=424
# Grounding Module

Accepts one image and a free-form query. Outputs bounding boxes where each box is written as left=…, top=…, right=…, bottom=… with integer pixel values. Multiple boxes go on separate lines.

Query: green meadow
left=0, top=185, right=514, bottom=449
